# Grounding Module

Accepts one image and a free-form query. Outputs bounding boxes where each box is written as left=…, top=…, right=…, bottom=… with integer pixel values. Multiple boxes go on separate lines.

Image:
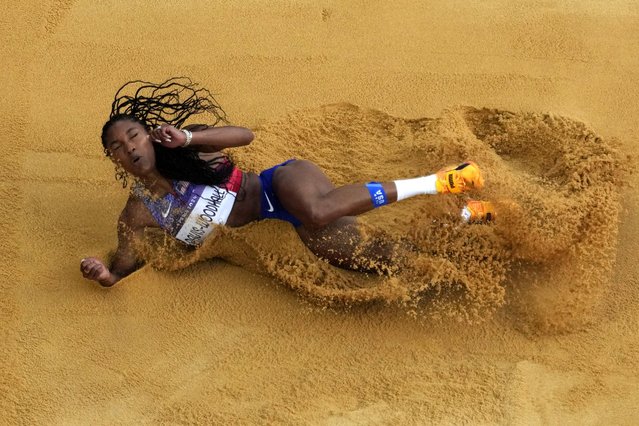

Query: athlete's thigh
left=272, top=159, right=334, bottom=217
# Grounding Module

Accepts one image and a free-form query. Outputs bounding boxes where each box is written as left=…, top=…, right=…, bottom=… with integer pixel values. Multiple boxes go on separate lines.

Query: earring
left=114, top=163, right=129, bottom=188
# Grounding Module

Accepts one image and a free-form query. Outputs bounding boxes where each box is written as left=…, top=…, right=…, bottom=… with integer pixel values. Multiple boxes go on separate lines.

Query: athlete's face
left=104, top=120, right=156, bottom=176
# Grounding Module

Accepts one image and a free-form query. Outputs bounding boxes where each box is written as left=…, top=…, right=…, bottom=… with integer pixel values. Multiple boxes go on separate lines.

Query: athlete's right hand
left=80, top=257, right=113, bottom=287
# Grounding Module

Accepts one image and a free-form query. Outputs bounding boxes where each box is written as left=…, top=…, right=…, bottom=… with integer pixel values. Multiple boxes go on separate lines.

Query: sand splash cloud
left=135, top=104, right=628, bottom=330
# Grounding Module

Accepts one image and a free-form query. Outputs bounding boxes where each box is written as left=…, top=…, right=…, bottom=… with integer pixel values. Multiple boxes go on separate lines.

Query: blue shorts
left=258, top=159, right=302, bottom=227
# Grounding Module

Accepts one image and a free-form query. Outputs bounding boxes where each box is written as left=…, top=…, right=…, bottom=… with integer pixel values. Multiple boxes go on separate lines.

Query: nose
left=124, top=139, right=136, bottom=154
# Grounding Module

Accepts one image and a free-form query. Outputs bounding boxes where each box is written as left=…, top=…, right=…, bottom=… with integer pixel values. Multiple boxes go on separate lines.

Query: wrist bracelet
left=181, top=129, right=193, bottom=147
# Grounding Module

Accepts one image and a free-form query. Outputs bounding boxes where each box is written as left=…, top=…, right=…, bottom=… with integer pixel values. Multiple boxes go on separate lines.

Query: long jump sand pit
left=2, top=1, right=639, bottom=424
left=144, top=104, right=628, bottom=331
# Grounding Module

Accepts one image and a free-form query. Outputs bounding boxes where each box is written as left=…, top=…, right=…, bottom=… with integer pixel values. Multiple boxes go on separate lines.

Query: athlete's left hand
left=150, top=124, right=187, bottom=148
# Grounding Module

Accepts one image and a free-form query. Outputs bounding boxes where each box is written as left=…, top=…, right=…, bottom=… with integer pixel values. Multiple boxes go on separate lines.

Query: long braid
left=110, top=77, right=227, bottom=128
left=101, top=78, right=235, bottom=188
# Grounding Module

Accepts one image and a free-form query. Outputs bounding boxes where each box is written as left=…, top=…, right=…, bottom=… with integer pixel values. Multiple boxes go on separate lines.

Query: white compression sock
left=393, top=175, right=438, bottom=201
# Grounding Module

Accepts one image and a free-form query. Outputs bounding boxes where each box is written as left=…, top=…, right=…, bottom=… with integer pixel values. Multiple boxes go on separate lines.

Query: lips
left=132, top=156, right=141, bottom=164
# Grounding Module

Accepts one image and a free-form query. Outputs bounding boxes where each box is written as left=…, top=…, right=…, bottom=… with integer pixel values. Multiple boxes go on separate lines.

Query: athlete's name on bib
left=182, top=186, right=230, bottom=246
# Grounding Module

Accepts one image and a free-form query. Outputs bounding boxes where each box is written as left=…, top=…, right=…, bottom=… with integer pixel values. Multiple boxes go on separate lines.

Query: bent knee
left=297, top=203, right=333, bottom=229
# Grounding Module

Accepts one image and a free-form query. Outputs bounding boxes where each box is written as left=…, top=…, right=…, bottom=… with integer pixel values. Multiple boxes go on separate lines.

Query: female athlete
left=80, top=78, right=486, bottom=287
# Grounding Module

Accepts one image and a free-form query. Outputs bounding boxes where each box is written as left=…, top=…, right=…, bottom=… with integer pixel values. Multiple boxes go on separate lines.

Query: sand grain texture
left=2, top=0, right=639, bottom=424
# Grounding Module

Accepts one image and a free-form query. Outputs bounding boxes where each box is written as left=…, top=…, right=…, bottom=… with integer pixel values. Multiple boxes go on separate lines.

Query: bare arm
left=150, top=124, right=254, bottom=153
left=80, top=198, right=152, bottom=287
left=189, top=126, right=254, bottom=152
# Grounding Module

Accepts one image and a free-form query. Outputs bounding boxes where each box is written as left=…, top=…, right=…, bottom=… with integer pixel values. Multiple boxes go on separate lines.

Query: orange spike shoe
left=461, top=200, right=496, bottom=223
left=436, top=161, right=484, bottom=194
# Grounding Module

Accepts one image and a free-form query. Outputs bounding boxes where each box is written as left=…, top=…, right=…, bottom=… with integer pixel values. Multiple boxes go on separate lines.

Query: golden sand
left=2, top=1, right=638, bottom=423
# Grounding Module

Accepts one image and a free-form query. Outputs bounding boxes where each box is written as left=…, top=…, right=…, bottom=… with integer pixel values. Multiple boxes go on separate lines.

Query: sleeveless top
left=133, top=167, right=243, bottom=246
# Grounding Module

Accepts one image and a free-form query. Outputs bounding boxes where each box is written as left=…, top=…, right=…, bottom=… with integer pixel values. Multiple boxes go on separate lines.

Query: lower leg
left=297, top=217, right=414, bottom=274
left=296, top=174, right=443, bottom=228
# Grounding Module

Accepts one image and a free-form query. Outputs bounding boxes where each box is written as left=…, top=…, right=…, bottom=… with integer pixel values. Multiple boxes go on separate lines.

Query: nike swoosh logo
left=264, top=192, right=275, bottom=212
left=161, top=199, right=173, bottom=218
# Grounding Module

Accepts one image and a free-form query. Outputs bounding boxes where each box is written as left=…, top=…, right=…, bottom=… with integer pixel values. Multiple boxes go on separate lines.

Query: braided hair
left=101, top=77, right=235, bottom=188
